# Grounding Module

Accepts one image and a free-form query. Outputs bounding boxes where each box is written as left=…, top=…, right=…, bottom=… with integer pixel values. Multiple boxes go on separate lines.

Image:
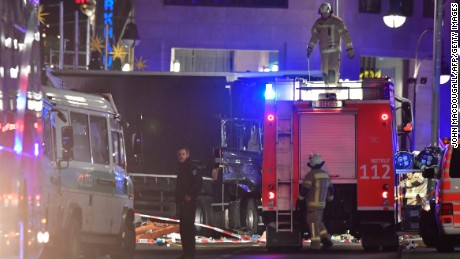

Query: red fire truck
left=261, top=78, right=413, bottom=251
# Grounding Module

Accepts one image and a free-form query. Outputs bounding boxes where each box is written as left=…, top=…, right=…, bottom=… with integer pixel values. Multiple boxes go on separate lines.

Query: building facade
left=132, top=0, right=452, bottom=151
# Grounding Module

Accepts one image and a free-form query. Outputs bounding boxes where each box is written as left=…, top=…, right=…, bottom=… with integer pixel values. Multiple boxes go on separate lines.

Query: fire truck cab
left=261, top=78, right=411, bottom=251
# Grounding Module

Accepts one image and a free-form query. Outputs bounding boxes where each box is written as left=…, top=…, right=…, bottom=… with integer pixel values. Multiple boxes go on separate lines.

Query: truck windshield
left=223, top=120, right=261, bottom=152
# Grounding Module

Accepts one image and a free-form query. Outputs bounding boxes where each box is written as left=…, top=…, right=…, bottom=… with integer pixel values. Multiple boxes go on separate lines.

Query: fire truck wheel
left=381, top=226, right=399, bottom=251
left=242, top=198, right=261, bottom=234
left=64, top=217, right=82, bottom=259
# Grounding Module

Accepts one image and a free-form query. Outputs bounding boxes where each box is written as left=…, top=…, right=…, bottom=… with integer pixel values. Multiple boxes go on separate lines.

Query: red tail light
left=440, top=203, right=453, bottom=215
left=267, top=114, right=275, bottom=122
left=382, top=191, right=388, bottom=199
left=268, top=191, right=275, bottom=200
left=381, top=113, right=389, bottom=121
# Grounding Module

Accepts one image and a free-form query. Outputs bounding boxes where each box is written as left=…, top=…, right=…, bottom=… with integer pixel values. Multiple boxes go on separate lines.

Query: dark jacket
left=175, top=159, right=203, bottom=203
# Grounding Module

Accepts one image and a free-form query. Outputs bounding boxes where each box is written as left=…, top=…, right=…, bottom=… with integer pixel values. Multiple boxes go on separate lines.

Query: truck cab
left=212, top=118, right=264, bottom=234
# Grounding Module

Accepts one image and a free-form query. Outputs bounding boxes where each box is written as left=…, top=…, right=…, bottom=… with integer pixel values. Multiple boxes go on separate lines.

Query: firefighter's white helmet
left=318, top=3, right=333, bottom=14
left=309, top=153, right=324, bottom=167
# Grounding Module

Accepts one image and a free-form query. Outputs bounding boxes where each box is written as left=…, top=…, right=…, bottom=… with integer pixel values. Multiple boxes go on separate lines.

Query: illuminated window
left=164, top=0, right=288, bottom=8
left=359, top=0, right=381, bottom=13
left=172, top=48, right=278, bottom=72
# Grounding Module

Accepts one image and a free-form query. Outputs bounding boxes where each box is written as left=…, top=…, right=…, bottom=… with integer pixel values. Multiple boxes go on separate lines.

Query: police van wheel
left=111, top=217, right=136, bottom=259
left=65, top=217, right=82, bottom=259
left=39, top=244, right=60, bottom=259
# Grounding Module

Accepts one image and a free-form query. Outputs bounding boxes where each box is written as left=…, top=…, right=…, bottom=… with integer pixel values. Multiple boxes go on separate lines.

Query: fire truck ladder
left=275, top=101, right=294, bottom=232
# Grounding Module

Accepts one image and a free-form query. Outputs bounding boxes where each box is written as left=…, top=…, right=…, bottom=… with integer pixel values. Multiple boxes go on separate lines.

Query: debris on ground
left=136, top=221, right=180, bottom=241
left=400, top=235, right=421, bottom=249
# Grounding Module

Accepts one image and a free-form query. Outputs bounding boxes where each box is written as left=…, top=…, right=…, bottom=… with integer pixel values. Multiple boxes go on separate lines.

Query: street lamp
left=120, top=0, right=139, bottom=71
left=121, top=21, right=139, bottom=48
left=383, top=0, right=406, bottom=28
left=121, top=0, right=139, bottom=48
left=405, top=28, right=434, bottom=151
left=410, top=0, right=447, bottom=150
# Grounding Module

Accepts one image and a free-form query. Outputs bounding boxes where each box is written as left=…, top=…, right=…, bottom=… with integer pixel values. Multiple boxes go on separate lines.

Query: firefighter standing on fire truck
left=298, top=154, right=334, bottom=250
left=307, top=3, right=354, bottom=85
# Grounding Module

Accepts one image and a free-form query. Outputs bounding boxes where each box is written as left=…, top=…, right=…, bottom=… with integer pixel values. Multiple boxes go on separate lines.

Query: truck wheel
left=243, top=198, right=260, bottom=235
left=419, top=208, right=438, bottom=247
left=195, top=197, right=212, bottom=236
left=111, top=216, right=136, bottom=259
left=64, top=217, right=82, bottom=259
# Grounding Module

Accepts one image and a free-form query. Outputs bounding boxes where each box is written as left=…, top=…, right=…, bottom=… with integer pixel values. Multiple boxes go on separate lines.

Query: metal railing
left=49, top=49, right=87, bottom=70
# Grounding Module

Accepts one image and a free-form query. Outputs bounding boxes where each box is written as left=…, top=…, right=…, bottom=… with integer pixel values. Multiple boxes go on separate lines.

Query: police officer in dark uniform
left=175, top=147, right=203, bottom=259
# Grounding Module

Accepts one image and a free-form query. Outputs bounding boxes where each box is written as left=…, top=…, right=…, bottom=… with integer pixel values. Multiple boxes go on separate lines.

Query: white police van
left=41, top=86, right=135, bottom=258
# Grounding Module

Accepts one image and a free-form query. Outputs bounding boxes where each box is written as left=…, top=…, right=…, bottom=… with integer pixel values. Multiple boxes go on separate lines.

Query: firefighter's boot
left=321, top=237, right=333, bottom=250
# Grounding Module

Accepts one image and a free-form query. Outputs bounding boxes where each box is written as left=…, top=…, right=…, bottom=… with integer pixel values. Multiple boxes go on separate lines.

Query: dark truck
left=49, top=70, right=279, bottom=235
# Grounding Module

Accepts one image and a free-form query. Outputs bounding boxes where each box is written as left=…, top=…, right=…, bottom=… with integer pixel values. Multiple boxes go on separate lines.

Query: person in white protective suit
left=307, top=3, right=354, bottom=85
left=298, top=154, right=334, bottom=250
left=400, top=172, right=428, bottom=206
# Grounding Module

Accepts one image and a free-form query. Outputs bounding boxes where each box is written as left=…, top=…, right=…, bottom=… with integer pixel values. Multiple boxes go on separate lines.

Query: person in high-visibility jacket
left=298, top=153, right=334, bottom=250
left=307, top=3, right=354, bottom=85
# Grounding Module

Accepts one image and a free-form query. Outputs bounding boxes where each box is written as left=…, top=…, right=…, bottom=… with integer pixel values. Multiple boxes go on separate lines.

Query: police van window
left=120, top=132, right=126, bottom=168
left=111, top=130, right=126, bottom=169
left=43, top=111, right=56, bottom=161
left=90, top=115, right=109, bottom=165
left=70, top=112, right=91, bottom=162
left=450, top=147, right=460, bottom=178
left=112, top=131, right=120, bottom=165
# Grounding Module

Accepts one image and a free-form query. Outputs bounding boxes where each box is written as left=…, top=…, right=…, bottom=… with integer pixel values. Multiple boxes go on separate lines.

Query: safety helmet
left=318, top=3, right=333, bottom=14
left=308, top=153, right=325, bottom=168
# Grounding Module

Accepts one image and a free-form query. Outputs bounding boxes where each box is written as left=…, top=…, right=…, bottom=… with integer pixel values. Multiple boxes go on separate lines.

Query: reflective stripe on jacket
left=302, top=168, right=332, bottom=209
left=308, top=15, right=353, bottom=54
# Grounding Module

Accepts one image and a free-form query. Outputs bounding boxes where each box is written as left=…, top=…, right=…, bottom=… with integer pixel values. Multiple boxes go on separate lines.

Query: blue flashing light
left=34, top=143, right=39, bottom=157
left=265, top=84, right=275, bottom=100
left=238, top=183, right=250, bottom=193
left=394, top=151, right=414, bottom=169
left=14, top=137, right=23, bottom=154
